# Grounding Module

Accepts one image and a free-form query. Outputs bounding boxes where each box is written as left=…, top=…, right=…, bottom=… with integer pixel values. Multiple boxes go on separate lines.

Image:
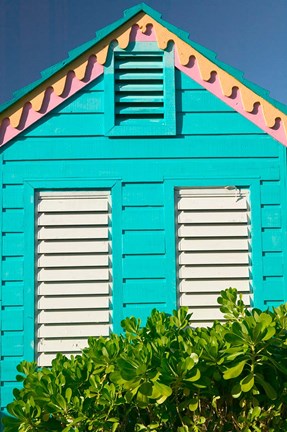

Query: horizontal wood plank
left=38, top=254, right=109, bottom=268
left=38, top=309, right=110, bottom=324
left=38, top=323, right=110, bottom=338
left=38, top=295, right=109, bottom=310
left=37, top=267, right=110, bottom=281
left=179, top=252, right=249, bottom=265
left=38, top=281, right=110, bottom=295
left=38, top=240, right=109, bottom=253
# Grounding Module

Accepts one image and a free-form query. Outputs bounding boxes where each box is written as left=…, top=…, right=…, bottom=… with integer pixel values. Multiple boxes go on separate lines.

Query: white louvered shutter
left=36, top=191, right=112, bottom=366
left=176, top=187, right=252, bottom=327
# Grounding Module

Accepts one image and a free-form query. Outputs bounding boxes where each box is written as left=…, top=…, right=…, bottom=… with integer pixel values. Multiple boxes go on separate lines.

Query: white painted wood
left=179, top=279, right=251, bottom=293
left=38, top=309, right=110, bottom=324
left=38, top=198, right=108, bottom=212
left=178, top=211, right=248, bottom=224
left=179, top=266, right=250, bottom=279
left=38, top=226, right=108, bottom=240
left=181, top=293, right=251, bottom=307
left=38, top=323, right=110, bottom=337
left=37, top=352, right=79, bottom=367
left=190, top=321, right=221, bottom=328
left=38, top=254, right=109, bottom=268
left=38, top=338, right=90, bottom=353
left=38, top=267, right=110, bottom=281
left=178, top=188, right=248, bottom=197
left=188, top=307, right=225, bottom=321
left=38, top=240, right=109, bottom=253
left=178, top=197, right=247, bottom=210
left=178, top=224, right=249, bottom=238
left=179, top=238, right=249, bottom=251
left=38, top=212, right=109, bottom=226
left=38, top=282, right=110, bottom=295
left=176, top=187, right=252, bottom=327
left=179, top=252, right=249, bottom=265
left=38, top=295, right=110, bottom=310
left=36, top=191, right=112, bottom=367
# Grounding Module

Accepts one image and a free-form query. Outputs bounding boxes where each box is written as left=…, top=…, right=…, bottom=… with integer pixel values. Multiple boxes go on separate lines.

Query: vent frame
left=105, top=42, right=176, bottom=137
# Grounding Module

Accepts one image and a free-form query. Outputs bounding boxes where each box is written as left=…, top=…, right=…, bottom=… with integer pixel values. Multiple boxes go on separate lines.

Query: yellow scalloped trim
left=1, top=11, right=287, bottom=142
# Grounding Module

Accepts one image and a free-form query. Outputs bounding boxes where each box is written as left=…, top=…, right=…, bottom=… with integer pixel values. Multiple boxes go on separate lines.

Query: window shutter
left=176, top=187, right=251, bottom=326
left=115, top=53, right=164, bottom=124
left=105, top=42, right=176, bottom=136
left=36, top=191, right=112, bottom=366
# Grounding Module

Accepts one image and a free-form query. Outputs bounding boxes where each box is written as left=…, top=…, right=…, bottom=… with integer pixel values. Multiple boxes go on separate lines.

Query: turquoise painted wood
left=1, top=67, right=287, bottom=411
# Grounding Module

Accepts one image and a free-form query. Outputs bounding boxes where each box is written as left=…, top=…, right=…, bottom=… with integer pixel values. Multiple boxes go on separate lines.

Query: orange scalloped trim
left=1, top=11, right=287, bottom=143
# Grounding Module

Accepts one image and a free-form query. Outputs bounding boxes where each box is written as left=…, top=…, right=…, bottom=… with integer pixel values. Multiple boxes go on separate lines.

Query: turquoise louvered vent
left=115, top=53, right=164, bottom=124
left=105, top=43, right=176, bottom=136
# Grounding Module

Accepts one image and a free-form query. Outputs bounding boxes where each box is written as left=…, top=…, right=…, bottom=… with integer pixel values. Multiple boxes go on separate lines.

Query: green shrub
left=3, top=288, right=287, bottom=431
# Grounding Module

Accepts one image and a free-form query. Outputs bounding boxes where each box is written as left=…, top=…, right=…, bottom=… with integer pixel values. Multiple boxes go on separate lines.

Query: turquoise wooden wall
left=1, top=69, right=286, bottom=410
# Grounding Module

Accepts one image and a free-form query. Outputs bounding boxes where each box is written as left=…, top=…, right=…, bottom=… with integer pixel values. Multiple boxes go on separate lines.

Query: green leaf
left=262, top=326, right=276, bottom=341
left=65, top=387, right=72, bottom=403
left=240, top=373, right=254, bottom=392
left=231, top=383, right=242, bottom=398
left=223, top=360, right=246, bottom=380
left=188, top=398, right=198, bottom=411
left=153, top=382, right=172, bottom=398
left=184, top=368, right=201, bottom=382
left=256, top=375, right=277, bottom=400
left=139, top=382, right=153, bottom=396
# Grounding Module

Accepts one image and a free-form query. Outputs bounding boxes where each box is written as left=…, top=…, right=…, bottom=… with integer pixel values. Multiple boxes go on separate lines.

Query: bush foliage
left=3, top=288, right=287, bottom=431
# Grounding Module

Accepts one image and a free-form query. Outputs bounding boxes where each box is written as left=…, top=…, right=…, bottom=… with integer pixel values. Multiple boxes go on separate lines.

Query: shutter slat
left=38, top=198, right=108, bottom=212
left=181, top=293, right=251, bottom=307
left=188, top=307, right=225, bottom=320
left=178, top=224, right=249, bottom=238
left=178, top=211, right=248, bottom=224
left=115, top=72, right=163, bottom=80
left=116, top=106, right=164, bottom=115
left=116, top=95, right=164, bottom=104
left=179, top=279, right=250, bottom=293
left=38, top=267, right=110, bottom=281
left=38, top=295, right=109, bottom=310
left=176, top=187, right=252, bottom=327
left=115, top=83, right=163, bottom=92
left=38, top=226, right=108, bottom=239
left=38, top=254, right=109, bottom=268
left=178, top=196, right=247, bottom=210
left=179, top=265, right=250, bottom=279
left=38, top=213, right=108, bottom=226
left=179, top=252, right=249, bottom=265
left=38, top=323, right=110, bottom=338
left=36, top=191, right=112, bottom=366
left=38, top=281, right=110, bottom=295
left=38, top=309, right=110, bottom=324
left=115, top=61, right=163, bottom=69
left=38, top=240, right=109, bottom=253
left=38, top=338, right=89, bottom=353
left=179, top=238, right=249, bottom=251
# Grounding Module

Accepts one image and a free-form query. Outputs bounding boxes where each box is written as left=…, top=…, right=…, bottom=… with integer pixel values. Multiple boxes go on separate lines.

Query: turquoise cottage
left=1, top=3, right=287, bottom=411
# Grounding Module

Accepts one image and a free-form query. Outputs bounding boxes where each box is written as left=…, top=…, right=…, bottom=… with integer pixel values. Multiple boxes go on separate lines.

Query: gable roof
left=0, top=3, right=287, bottom=147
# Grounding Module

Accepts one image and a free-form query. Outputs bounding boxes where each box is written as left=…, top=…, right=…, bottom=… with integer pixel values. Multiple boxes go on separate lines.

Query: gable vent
left=114, top=53, right=164, bottom=124
left=36, top=191, right=112, bottom=366
left=176, top=187, right=252, bottom=327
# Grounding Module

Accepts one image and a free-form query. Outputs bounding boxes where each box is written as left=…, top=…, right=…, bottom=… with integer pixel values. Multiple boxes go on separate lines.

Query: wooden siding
left=0, top=70, right=286, bottom=409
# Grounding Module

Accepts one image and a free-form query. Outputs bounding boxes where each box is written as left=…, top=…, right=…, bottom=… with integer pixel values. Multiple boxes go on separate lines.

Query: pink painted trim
left=0, top=62, right=104, bottom=147
left=130, top=24, right=157, bottom=41
left=174, top=52, right=287, bottom=146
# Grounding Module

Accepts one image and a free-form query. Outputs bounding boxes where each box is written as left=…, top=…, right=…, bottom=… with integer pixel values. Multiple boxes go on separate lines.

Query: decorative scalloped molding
left=0, top=12, right=286, bottom=147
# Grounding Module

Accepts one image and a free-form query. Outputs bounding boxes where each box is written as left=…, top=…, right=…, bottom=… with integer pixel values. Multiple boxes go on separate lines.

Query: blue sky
left=0, top=0, right=286, bottom=107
